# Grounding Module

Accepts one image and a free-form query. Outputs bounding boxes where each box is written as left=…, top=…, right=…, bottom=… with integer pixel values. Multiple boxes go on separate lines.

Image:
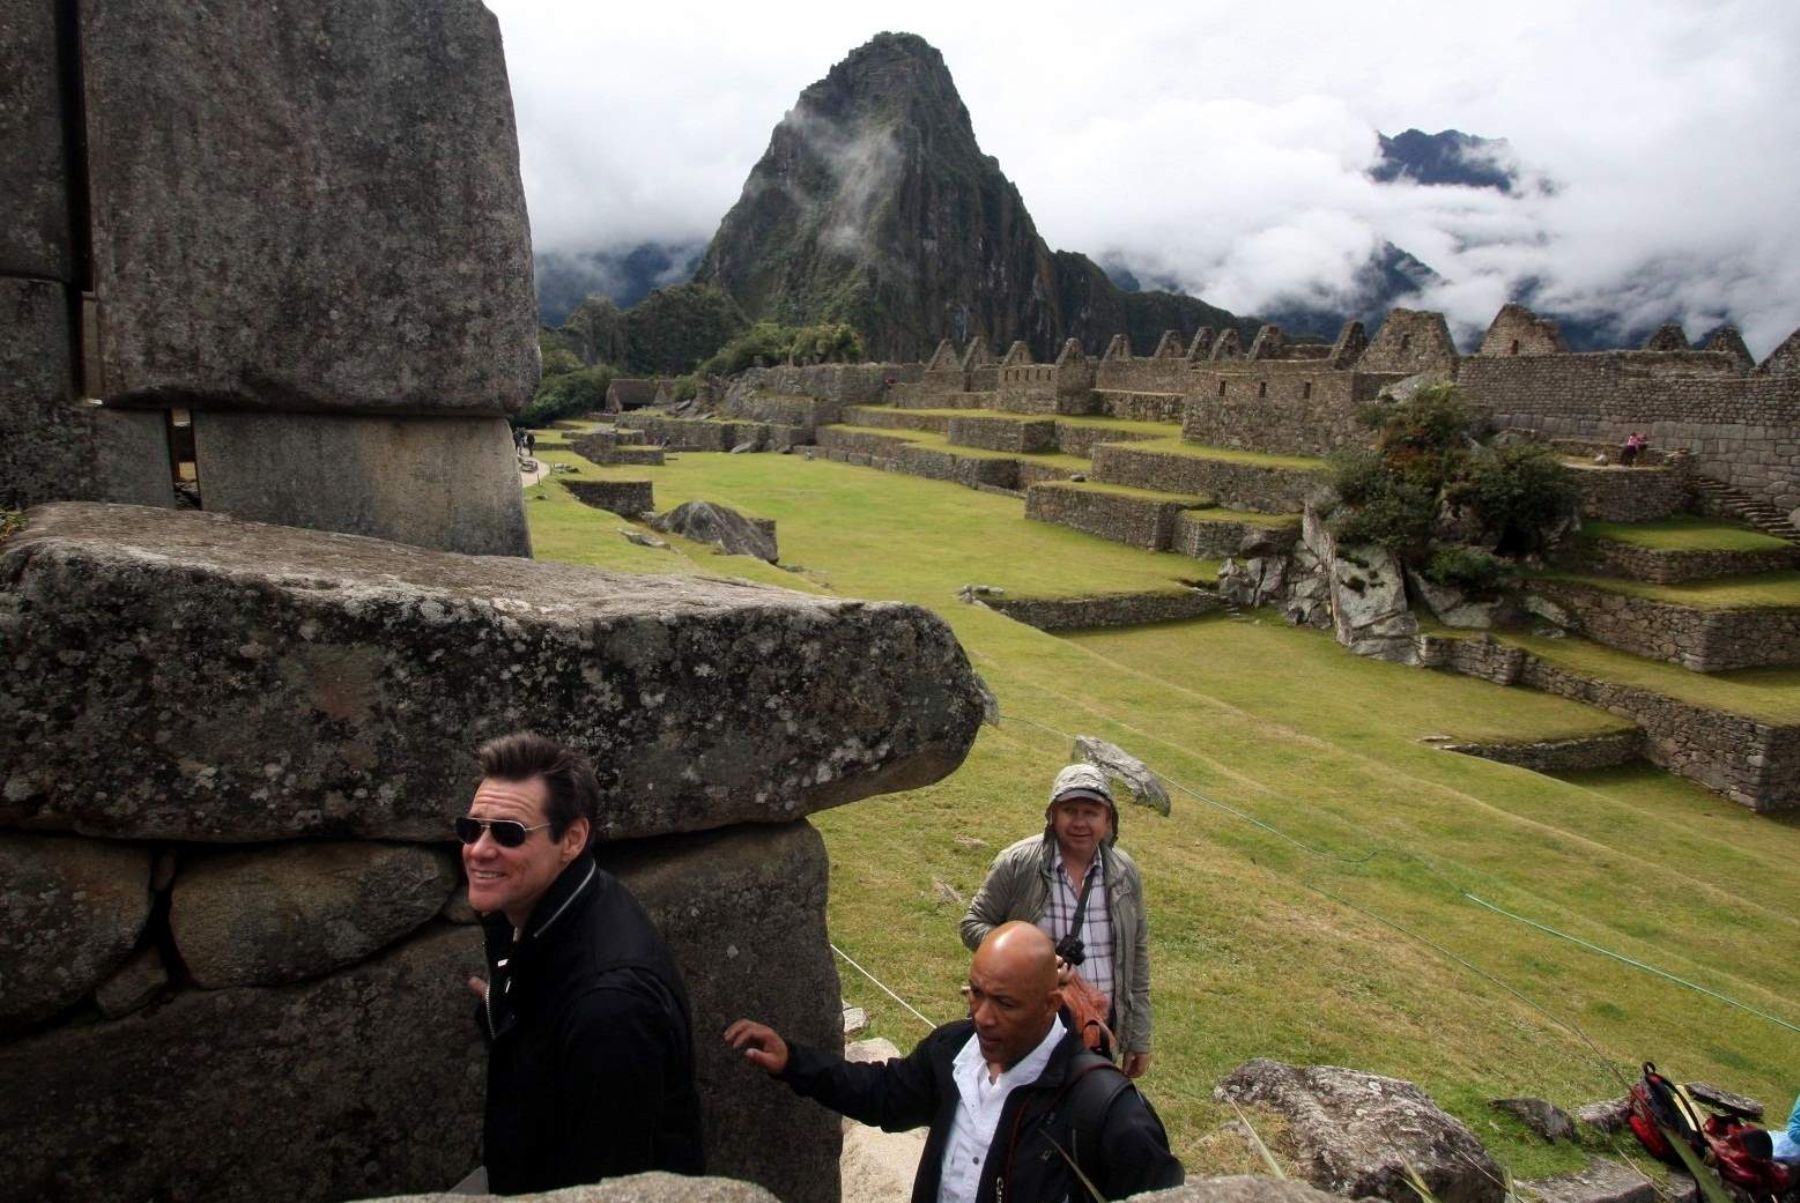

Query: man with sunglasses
left=460, top=732, right=704, bottom=1194
left=724, top=922, right=1182, bottom=1203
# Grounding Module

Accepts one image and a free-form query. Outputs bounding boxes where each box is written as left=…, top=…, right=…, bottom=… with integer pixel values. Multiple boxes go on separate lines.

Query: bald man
left=725, top=923, right=1182, bottom=1203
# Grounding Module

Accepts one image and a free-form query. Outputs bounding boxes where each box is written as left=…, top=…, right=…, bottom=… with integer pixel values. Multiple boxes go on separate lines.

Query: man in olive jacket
left=726, top=923, right=1182, bottom=1203
left=961, top=764, right=1153, bottom=1077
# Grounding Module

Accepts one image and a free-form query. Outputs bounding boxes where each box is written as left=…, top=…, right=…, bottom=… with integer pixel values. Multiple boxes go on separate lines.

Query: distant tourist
left=524, top=430, right=536, bottom=455
left=1620, top=432, right=1646, bottom=466
left=961, top=764, right=1154, bottom=1078
left=459, top=732, right=703, bottom=1194
left=725, top=922, right=1183, bottom=1203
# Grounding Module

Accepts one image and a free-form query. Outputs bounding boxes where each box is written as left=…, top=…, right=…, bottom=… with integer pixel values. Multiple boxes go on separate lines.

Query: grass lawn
left=825, top=424, right=1093, bottom=471
left=1536, top=570, right=1800, bottom=610
left=1580, top=517, right=1793, bottom=553
left=1180, top=508, right=1303, bottom=529
left=1111, top=436, right=1329, bottom=473
left=527, top=449, right=1800, bottom=1178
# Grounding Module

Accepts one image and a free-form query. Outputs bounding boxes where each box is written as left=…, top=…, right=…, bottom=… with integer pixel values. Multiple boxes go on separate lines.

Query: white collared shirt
left=937, top=1018, right=1067, bottom=1203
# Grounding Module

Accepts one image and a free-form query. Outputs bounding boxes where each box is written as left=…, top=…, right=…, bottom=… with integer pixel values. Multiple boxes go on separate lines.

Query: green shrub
left=1424, top=545, right=1512, bottom=591
left=670, top=374, right=700, bottom=402
left=1462, top=442, right=1579, bottom=555
left=519, top=365, right=614, bottom=426
left=696, top=321, right=864, bottom=378
left=1326, top=448, right=1436, bottom=556
left=621, top=284, right=747, bottom=375
left=538, top=329, right=582, bottom=377
left=561, top=295, right=627, bottom=366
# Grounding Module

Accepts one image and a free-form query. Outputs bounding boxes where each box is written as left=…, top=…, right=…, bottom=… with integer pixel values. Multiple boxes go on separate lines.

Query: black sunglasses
left=455, top=816, right=552, bottom=848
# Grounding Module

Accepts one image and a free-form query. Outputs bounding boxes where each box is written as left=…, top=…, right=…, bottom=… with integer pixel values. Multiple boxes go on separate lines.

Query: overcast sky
left=486, top=0, right=1800, bottom=354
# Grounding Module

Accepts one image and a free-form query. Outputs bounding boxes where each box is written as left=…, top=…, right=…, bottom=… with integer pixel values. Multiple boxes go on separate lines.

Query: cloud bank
left=488, top=0, right=1800, bottom=354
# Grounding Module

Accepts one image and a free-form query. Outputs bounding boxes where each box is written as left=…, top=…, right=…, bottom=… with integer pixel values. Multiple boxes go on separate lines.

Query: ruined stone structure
left=2, top=0, right=538, bottom=554
left=0, top=504, right=985, bottom=1201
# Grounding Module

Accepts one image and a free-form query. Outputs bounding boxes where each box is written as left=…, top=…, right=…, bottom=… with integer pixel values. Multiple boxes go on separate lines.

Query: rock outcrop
left=1214, top=1060, right=1505, bottom=1203
left=650, top=501, right=780, bottom=562
left=377, top=1172, right=783, bottom=1202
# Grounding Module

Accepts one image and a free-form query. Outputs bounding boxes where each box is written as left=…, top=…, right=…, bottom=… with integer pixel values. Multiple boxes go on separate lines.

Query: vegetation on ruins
left=520, top=364, right=614, bottom=427
left=1326, top=383, right=1579, bottom=590
left=695, top=320, right=865, bottom=377
left=522, top=438, right=1800, bottom=1182
left=618, top=283, right=749, bottom=375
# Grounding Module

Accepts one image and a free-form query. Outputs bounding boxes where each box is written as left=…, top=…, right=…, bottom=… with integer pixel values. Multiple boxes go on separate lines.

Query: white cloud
left=486, top=0, right=1800, bottom=354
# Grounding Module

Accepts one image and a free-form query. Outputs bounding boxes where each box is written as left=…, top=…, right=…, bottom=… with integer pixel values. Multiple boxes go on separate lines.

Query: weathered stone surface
left=170, top=842, right=458, bottom=988
left=192, top=412, right=531, bottom=557
left=93, top=945, right=169, bottom=1019
left=650, top=501, right=779, bottom=563
left=0, top=923, right=487, bottom=1203
left=1516, top=1160, right=1655, bottom=1203
left=1575, top=1097, right=1633, bottom=1133
left=1136, top=1176, right=1351, bottom=1203
left=0, top=277, right=86, bottom=511
left=601, top=822, right=842, bottom=1203
left=984, top=589, right=1222, bottom=632
left=79, top=0, right=537, bottom=414
left=1684, top=1082, right=1764, bottom=1120
left=377, top=1172, right=783, bottom=1202
left=1075, top=735, right=1173, bottom=816
left=1492, top=1096, right=1577, bottom=1142
left=1303, top=508, right=1419, bottom=664
left=563, top=479, right=656, bottom=518
left=90, top=407, right=179, bottom=508
left=1214, top=1060, right=1504, bottom=1203
left=0, top=0, right=71, bottom=281
left=0, top=832, right=152, bottom=1032
left=1406, top=569, right=1506, bottom=630
left=0, top=503, right=983, bottom=842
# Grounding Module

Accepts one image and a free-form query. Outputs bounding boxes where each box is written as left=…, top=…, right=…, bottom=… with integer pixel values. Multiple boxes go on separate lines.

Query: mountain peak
left=1372, top=128, right=1516, bottom=193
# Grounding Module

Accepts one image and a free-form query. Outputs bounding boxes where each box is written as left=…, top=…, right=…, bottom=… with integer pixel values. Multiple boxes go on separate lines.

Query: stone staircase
left=1692, top=475, right=1800, bottom=545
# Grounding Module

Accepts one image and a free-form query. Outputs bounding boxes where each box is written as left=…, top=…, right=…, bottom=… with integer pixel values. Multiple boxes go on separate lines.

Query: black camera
left=1054, top=934, right=1086, bottom=966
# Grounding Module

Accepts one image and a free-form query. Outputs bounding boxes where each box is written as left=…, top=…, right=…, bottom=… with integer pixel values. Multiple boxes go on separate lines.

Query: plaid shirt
left=1036, top=849, right=1115, bottom=1007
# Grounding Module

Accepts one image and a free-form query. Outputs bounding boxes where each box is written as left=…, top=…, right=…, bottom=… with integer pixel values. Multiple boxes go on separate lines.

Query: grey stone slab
left=1136, top=1177, right=1350, bottom=1203
left=377, top=1172, right=783, bottom=1202
left=80, top=0, right=536, bottom=414
left=171, top=842, right=458, bottom=987
left=0, top=832, right=153, bottom=1032
left=1517, top=1160, right=1655, bottom=1203
left=0, top=0, right=72, bottom=280
left=90, top=406, right=176, bottom=507
left=0, top=503, right=985, bottom=843
left=192, top=411, right=530, bottom=556
left=0, top=276, right=86, bottom=509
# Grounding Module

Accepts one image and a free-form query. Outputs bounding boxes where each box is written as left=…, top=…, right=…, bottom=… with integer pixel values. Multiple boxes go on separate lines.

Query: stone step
left=838, top=405, right=952, bottom=434
left=1024, top=481, right=1211, bottom=551
left=1090, top=439, right=1327, bottom=514
left=1693, top=474, right=1800, bottom=545
left=1526, top=575, right=1800, bottom=672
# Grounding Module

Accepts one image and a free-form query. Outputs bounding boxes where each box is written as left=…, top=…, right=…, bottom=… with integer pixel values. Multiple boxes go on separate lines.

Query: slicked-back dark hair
left=476, top=732, right=599, bottom=849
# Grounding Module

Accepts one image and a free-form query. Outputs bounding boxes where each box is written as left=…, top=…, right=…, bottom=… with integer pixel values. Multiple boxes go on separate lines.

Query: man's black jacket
left=477, top=856, right=704, bottom=1194
left=780, top=1019, right=1183, bottom=1202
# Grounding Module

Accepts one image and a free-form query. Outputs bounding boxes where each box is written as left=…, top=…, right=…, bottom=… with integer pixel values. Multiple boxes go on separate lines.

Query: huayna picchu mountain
left=693, top=32, right=1256, bottom=362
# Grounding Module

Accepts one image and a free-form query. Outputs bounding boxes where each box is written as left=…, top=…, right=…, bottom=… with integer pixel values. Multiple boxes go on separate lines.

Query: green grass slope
left=526, top=450, right=1800, bottom=1177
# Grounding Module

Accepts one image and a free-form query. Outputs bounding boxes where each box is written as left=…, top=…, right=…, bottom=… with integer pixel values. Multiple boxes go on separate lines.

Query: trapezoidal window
left=1257, top=381, right=1267, bottom=398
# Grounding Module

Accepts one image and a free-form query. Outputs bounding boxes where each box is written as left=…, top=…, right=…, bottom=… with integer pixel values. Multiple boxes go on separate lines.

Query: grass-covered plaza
left=526, top=439, right=1800, bottom=1178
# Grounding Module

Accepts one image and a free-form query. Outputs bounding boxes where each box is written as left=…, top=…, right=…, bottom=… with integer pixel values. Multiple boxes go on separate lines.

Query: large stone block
left=0, top=832, right=153, bottom=1032
left=192, top=411, right=531, bottom=556
left=170, top=842, right=459, bottom=987
left=0, top=923, right=489, bottom=1203
left=0, top=276, right=85, bottom=509
left=1215, top=1060, right=1504, bottom=1203
left=0, top=0, right=72, bottom=280
left=603, top=822, right=842, bottom=1203
left=378, top=1172, right=783, bottom=1202
left=90, top=406, right=177, bottom=508
left=80, top=0, right=537, bottom=414
left=0, top=503, right=984, bottom=842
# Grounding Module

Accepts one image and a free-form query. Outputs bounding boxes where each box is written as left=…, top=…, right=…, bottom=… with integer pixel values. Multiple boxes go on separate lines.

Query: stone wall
left=1568, top=464, right=1690, bottom=522
left=1094, top=356, right=1191, bottom=393
left=815, top=428, right=916, bottom=459
left=1529, top=579, right=1800, bottom=672
left=1416, top=633, right=1798, bottom=810
left=3, top=0, right=539, bottom=555
left=1357, top=309, right=1461, bottom=377
left=1561, top=539, right=1798, bottom=584
left=725, top=363, right=908, bottom=411
left=1173, top=513, right=1303, bottom=560
left=1053, top=422, right=1164, bottom=459
left=1096, top=391, right=1187, bottom=423
left=1182, top=364, right=1399, bottom=457
left=0, top=503, right=988, bottom=1201
left=893, top=388, right=994, bottom=411
left=839, top=406, right=953, bottom=433
left=616, top=415, right=806, bottom=452
left=1440, top=731, right=1644, bottom=773
left=983, top=589, right=1223, bottom=631
left=1092, top=444, right=1326, bottom=513
left=564, top=480, right=656, bottom=517
left=1024, top=484, right=1200, bottom=550
left=947, top=415, right=1057, bottom=453
left=1461, top=352, right=1800, bottom=516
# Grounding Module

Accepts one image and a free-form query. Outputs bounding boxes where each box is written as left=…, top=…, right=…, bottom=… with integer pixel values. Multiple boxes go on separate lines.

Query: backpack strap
left=998, top=1051, right=1132, bottom=1197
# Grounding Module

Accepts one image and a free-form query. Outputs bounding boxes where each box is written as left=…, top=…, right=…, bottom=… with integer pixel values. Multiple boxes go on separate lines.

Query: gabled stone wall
left=1182, top=364, right=1399, bottom=457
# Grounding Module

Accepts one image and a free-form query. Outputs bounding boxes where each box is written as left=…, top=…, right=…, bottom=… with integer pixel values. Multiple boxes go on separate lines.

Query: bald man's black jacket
left=476, top=856, right=704, bottom=1194
left=779, top=1019, right=1183, bottom=1203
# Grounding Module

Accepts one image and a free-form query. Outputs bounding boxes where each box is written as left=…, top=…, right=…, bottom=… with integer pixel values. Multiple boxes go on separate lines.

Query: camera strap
left=1063, top=849, right=1100, bottom=947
